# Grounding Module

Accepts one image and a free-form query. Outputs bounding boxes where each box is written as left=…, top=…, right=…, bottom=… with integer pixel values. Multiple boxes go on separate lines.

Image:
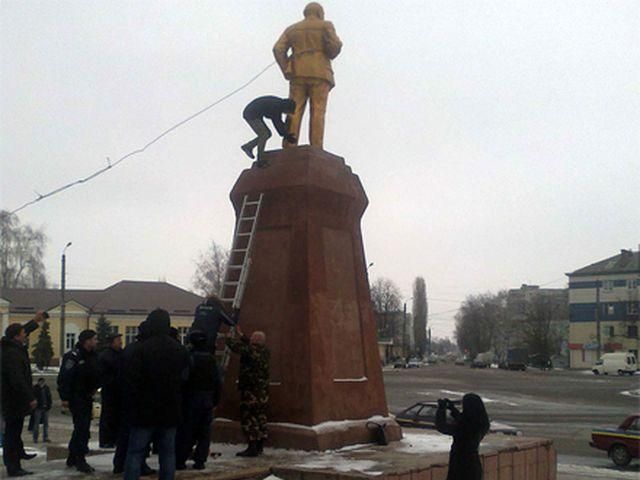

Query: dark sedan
left=394, top=401, right=522, bottom=436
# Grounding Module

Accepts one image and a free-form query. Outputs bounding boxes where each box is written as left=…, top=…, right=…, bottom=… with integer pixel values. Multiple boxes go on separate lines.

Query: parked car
left=590, top=414, right=640, bottom=466
left=393, top=359, right=407, bottom=369
left=528, top=353, right=552, bottom=370
left=407, top=358, right=421, bottom=368
left=592, top=352, right=638, bottom=376
left=394, top=401, right=521, bottom=436
left=471, top=351, right=493, bottom=369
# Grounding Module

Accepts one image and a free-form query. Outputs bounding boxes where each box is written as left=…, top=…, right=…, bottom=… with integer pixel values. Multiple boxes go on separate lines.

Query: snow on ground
left=558, top=463, right=640, bottom=479
left=620, top=389, right=640, bottom=397
left=397, top=432, right=452, bottom=454
left=294, top=457, right=383, bottom=475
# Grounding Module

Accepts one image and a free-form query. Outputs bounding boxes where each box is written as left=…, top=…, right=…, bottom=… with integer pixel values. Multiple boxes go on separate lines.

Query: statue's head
left=303, top=2, right=324, bottom=20
left=282, top=98, right=296, bottom=114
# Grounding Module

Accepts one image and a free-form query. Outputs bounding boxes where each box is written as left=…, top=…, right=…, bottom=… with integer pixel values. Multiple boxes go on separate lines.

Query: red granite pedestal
left=213, top=146, right=402, bottom=450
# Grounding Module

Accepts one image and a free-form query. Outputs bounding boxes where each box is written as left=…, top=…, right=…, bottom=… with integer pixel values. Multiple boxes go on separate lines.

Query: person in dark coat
left=436, top=394, right=490, bottom=480
left=57, top=329, right=100, bottom=473
left=240, top=96, right=297, bottom=166
left=1, top=312, right=45, bottom=478
left=175, top=330, right=222, bottom=470
left=113, top=322, right=155, bottom=476
left=190, top=295, right=236, bottom=354
left=226, top=325, right=270, bottom=457
left=31, top=378, right=52, bottom=443
left=123, top=309, right=190, bottom=480
left=98, top=332, right=123, bottom=448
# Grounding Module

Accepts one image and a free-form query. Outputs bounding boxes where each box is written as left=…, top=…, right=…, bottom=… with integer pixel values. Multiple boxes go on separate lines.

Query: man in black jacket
left=57, top=329, right=100, bottom=473
left=123, top=309, right=190, bottom=480
left=191, top=295, right=236, bottom=354
left=98, top=332, right=123, bottom=448
left=240, top=96, right=297, bottom=166
left=31, top=378, right=52, bottom=443
left=113, top=322, right=155, bottom=476
left=175, top=330, right=221, bottom=470
left=1, top=311, right=46, bottom=477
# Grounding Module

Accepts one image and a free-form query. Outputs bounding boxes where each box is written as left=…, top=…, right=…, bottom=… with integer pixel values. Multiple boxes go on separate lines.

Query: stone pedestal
left=213, top=146, right=401, bottom=450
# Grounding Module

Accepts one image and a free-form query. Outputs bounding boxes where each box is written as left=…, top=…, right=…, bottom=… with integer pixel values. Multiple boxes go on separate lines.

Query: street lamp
left=59, top=242, right=72, bottom=364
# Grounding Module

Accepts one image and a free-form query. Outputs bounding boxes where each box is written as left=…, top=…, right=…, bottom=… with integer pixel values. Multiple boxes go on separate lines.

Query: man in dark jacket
left=240, top=96, right=296, bottom=166
left=1, top=312, right=46, bottom=477
left=98, top=332, right=123, bottom=448
left=123, top=309, right=190, bottom=480
left=113, top=322, right=154, bottom=476
left=31, top=378, right=52, bottom=443
left=226, top=325, right=270, bottom=457
left=57, top=329, right=100, bottom=473
left=175, top=330, right=221, bottom=470
left=191, top=296, right=236, bottom=354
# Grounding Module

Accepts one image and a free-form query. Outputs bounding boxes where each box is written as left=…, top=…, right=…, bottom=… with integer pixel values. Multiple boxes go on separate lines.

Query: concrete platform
left=31, top=432, right=555, bottom=480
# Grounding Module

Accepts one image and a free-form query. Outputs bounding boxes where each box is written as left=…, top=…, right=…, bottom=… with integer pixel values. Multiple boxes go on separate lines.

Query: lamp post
left=59, top=242, right=72, bottom=363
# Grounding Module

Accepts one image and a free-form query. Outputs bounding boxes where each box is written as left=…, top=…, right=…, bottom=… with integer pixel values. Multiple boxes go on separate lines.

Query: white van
left=592, top=352, right=638, bottom=376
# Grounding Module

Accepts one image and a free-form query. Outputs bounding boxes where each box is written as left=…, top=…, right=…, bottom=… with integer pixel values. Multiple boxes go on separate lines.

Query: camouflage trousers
left=240, top=390, right=268, bottom=441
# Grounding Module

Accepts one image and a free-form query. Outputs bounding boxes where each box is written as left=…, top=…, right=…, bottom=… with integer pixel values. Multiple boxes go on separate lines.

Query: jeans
left=32, top=409, right=49, bottom=441
left=2, top=415, right=25, bottom=474
left=241, top=118, right=271, bottom=163
left=124, top=427, right=176, bottom=480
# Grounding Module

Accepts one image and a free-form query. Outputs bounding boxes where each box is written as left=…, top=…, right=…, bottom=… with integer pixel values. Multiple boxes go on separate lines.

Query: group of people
left=1, top=296, right=271, bottom=479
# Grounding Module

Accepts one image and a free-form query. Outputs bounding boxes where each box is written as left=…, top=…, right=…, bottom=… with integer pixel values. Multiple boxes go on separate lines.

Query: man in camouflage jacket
left=226, top=325, right=270, bottom=457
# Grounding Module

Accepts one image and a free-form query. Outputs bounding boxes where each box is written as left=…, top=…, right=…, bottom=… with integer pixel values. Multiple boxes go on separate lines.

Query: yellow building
left=567, top=249, right=639, bottom=369
left=0, top=280, right=203, bottom=362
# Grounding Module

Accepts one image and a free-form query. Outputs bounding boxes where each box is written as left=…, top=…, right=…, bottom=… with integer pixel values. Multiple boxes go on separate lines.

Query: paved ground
left=383, top=364, right=640, bottom=479
left=10, top=366, right=639, bottom=479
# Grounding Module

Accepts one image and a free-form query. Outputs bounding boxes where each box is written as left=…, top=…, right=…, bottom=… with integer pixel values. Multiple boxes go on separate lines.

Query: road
left=383, top=364, right=640, bottom=478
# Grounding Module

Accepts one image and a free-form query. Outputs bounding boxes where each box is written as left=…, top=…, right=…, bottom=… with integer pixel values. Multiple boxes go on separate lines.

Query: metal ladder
left=218, top=193, right=264, bottom=369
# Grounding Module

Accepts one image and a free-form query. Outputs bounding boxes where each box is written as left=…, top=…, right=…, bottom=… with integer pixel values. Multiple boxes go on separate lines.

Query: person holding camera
left=436, top=394, right=490, bottom=480
left=1, top=310, right=47, bottom=477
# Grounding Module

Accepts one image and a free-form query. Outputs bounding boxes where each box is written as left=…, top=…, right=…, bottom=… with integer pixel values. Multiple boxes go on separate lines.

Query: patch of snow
left=397, top=432, right=452, bottom=454
left=621, top=389, right=640, bottom=397
left=263, top=475, right=285, bottom=480
left=294, top=456, right=382, bottom=475
left=558, top=463, right=640, bottom=479
left=269, top=415, right=394, bottom=434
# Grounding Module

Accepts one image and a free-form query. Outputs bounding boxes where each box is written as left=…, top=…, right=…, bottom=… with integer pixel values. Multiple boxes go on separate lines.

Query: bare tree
left=192, top=240, right=230, bottom=297
left=454, top=291, right=507, bottom=358
left=0, top=210, right=47, bottom=288
left=412, top=277, right=428, bottom=356
left=522, top=295, right=566, bottom=360
left=370, top=277, right=402, bottom=338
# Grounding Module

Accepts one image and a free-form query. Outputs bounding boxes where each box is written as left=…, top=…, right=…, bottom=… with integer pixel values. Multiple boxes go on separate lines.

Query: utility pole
left=595, top=278, right=601, bottom=360
left=59, top=242, right=72, bottom=364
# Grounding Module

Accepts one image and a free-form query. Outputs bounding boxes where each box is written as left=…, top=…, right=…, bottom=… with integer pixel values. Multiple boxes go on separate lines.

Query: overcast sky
left=1, top=0, right=638, bottom=339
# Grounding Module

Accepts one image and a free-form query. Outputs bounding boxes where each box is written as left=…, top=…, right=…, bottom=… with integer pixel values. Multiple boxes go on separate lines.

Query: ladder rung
left=240, top=217, right=256, bottom=221
left=237, top=232, right=251, bottom=237
left=245, top=201, right=261, bottom=206
left=224, top=281, right=239, bottom=286
left=232, top=248, right=248, bottom=253
left=227, top=265, right=243, bottom=269
left=220, top=298, right=235, bottom=302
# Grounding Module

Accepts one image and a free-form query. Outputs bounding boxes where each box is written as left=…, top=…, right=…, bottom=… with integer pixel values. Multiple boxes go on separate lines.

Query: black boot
left=7, top=468, right=33, bottom=477
left=236, top=441, right=259, bottom=457
left=75, top=457, right=95, bottom=473
left=66, top=454, right=76, bottom=468
left=257, top=439, right=264, bottom=454
left=140, top=463, right=157, bottom=476
left=19, top=453, right=36, bottom=461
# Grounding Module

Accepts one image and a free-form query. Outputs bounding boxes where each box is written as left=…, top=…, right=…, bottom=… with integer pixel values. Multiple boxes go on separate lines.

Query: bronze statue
left=273, top=2, right=342, bottom=149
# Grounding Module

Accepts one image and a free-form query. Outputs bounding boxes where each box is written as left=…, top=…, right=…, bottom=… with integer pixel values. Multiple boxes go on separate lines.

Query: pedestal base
left=213, top=416, right=402, bottom=451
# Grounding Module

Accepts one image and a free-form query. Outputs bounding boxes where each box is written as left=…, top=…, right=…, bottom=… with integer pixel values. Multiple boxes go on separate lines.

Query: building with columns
left=0, top=280, right=203, bottom=362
